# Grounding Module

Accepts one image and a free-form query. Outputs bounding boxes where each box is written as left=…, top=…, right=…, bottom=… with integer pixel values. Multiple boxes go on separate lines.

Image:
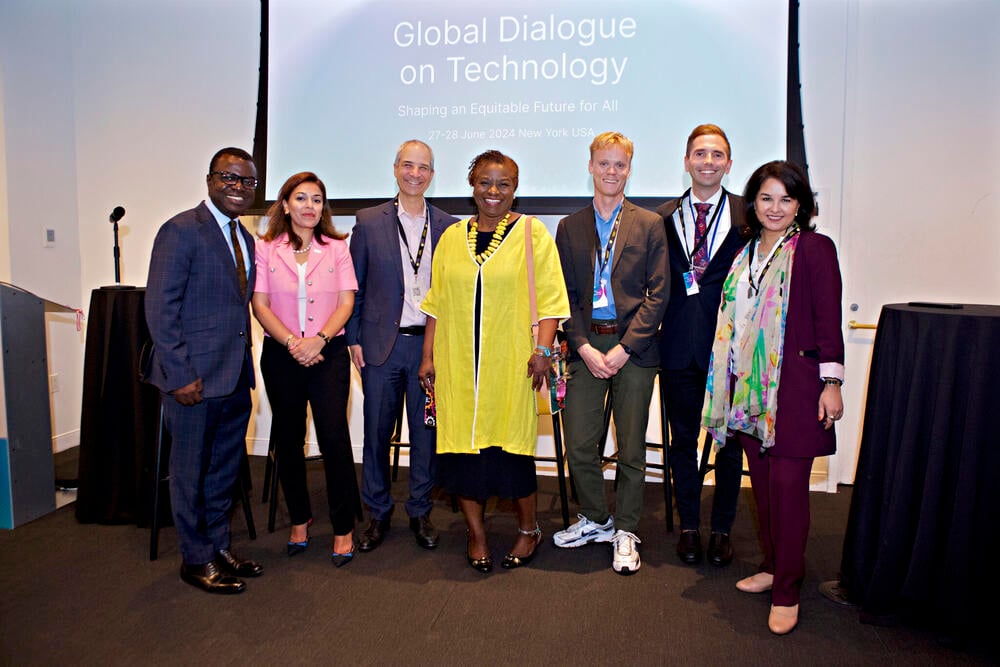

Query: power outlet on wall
left=50, top=373, right=60, bottom=393
left=43, top=228, right=56, bottom=248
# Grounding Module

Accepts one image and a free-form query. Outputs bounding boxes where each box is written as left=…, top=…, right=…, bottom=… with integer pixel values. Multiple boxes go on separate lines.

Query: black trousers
left=661, top=364, right=742, bottom=532
left=260, top=335, right=359, bottom=535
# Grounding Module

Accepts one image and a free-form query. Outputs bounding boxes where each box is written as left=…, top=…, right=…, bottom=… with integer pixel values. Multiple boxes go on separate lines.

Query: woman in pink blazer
left=252, top=172, right=360, bottom=566
left=703, top=161, right=844, bottom=634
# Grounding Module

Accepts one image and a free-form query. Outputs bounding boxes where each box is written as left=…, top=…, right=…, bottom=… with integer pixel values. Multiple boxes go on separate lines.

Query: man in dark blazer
left=656, top=125, right=748, bottom=567
left=346, top=140, right=457, bottom=552
left=553, top=132, right=668, bottom=575
left=145, top=147, right=262, bottom=594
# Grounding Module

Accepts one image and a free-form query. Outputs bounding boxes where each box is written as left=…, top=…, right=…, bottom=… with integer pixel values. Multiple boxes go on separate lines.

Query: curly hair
left=467, top=150, right=519, bottom=191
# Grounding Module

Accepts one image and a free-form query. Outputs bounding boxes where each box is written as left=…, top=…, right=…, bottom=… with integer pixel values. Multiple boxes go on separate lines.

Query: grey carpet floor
left=1, top=457, right=993, bottom=665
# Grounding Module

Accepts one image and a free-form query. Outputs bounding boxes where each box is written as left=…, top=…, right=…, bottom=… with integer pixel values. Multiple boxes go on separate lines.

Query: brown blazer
left=555, top=199, right=669, bottom=368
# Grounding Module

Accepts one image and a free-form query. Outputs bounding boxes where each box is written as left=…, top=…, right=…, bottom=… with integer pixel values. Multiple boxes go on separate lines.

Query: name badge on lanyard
left=677, top=191, right=725, bottom=297
left=592, top=205, right=623, bottom=309
left=593, top=279, right=609, bottom=308
left=397, top=197, right=430, bottom=306
left=682, top=270, right=700, bottom=296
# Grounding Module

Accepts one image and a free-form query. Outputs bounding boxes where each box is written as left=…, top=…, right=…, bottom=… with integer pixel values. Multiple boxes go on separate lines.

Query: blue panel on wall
left=0, top=438, right=13, bottom=529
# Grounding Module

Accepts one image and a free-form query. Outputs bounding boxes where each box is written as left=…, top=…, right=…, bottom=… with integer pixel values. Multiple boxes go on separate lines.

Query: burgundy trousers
left=734, top=432, right=814, bottom=606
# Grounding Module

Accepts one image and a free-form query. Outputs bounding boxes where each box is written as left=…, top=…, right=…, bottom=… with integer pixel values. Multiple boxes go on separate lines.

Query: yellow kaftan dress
left=421, top=216, right=569, bottom=456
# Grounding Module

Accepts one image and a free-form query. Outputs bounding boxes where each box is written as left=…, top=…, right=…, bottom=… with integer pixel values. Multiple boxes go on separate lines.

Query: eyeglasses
left=210, top=171, right=259, bottom=189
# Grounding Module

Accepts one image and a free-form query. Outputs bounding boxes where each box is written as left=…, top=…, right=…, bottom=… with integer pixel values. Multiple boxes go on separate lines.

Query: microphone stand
left=101, top=208, right=135, bottom=290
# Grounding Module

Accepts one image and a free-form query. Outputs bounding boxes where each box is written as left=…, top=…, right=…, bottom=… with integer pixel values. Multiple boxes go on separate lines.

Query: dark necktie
left=229, top=219, right=248, bottom=299
left=692, top=202, right=712, bottom=278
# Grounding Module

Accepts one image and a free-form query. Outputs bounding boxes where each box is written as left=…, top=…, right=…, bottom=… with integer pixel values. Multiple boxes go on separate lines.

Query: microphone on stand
left=102, top=205, right=135, bottom=289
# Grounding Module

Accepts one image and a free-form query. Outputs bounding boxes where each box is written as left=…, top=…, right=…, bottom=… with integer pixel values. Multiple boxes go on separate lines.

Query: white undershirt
left=297, top=262, right=308, bottom=334
left=672, top=188, right=730, bottom=267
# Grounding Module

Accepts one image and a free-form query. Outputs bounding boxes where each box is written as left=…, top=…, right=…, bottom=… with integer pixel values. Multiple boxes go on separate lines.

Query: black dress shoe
left=215, top=548, right=263, bottom=578
left=707, top=532, right=734, bottom=567
left=357, top=518, right=391, bottom=552
left=676, top=530, right=703, bottom=565
left=409, top=514, right=439, bottom=550
left=180, top=561, right=245, bottom=594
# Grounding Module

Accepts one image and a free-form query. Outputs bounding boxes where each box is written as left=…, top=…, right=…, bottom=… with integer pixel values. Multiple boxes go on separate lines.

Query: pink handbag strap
left=524, top=216, right=539, bottom=346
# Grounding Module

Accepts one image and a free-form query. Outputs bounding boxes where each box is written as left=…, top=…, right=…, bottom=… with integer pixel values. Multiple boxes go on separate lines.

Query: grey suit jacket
left=555, top=199, right=669, bottom=368
left=345, top=199, right=457, bottom=366
left=144, top=201, right=256, bottom=396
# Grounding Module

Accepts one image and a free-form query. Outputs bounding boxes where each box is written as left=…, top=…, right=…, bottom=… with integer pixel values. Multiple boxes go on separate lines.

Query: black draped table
left=838, top=303, right=1000, bottom=636
left=75, top=287, right=163, bottom=525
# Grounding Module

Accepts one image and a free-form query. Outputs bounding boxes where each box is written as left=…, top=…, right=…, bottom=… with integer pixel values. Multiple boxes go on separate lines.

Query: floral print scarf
left=702, top=229, right=799, bottom=452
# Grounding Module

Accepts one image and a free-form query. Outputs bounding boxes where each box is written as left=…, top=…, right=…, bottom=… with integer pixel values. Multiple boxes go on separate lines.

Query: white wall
left=1, top=1, right=998, bottom=482
left=800, top=0, right=1000, bottom=486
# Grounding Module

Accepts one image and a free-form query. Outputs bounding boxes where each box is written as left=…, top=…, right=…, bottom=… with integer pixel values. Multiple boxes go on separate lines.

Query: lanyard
left=747, top=224, right=799, bottom=297
left=594, top=203, right=624, bottom=277
left=677, top=189, right=726, bottom=265
left=394, top=197, right=430, bottom=276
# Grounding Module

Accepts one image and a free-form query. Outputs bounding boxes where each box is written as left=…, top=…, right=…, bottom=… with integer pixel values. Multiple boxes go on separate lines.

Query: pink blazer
left=254, top=233, right=358, bottom=338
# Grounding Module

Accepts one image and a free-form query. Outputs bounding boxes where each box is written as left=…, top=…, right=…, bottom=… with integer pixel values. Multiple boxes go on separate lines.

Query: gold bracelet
left=284, top=334, right=295, bottom=348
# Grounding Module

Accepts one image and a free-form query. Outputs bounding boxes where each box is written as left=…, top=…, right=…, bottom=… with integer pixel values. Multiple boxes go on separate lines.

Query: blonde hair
left=589, top=131, right=634, bottom=161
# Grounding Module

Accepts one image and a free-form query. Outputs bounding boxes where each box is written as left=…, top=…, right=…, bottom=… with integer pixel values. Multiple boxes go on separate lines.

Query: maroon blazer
left=770, top=231, right=844, bottom=458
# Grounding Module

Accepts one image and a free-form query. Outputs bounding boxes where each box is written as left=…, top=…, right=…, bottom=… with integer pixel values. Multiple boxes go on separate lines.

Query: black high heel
left=286, top=539, right=309, bottom=557
left=501, top=525, right=542, bottom=569
left=286, top=518, right=313, bottom=557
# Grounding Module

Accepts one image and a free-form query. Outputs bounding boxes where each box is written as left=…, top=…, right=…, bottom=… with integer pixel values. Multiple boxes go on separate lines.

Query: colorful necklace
left=467, top=212, right=511, bottom=264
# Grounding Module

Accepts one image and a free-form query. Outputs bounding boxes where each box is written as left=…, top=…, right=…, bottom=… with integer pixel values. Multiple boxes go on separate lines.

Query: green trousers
left=561, top=332, right=657, bottom=533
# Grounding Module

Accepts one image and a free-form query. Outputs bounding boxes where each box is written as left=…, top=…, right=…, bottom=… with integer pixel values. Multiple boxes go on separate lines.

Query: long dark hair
left=741, top=160, right=816, bottom=238
left=262, top=172, right=346, bottom=248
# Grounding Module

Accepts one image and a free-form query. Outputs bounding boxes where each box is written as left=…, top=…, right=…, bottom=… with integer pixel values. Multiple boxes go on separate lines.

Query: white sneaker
left=552, top=514, right=615, bottom=548
left=611, top=530, right=641, bottom=575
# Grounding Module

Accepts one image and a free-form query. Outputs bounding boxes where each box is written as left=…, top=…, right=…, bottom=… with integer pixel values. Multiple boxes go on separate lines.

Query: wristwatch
left=317, top=331, right=330, bottom=345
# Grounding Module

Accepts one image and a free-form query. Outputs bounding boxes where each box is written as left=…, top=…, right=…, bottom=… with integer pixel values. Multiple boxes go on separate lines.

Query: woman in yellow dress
left=418, top=150, right=569, bottom=573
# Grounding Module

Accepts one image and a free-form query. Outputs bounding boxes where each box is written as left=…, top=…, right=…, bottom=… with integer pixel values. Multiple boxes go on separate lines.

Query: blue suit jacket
left=345, top=199, right=456, bottom=366
left=145, top=201, right=256, bottom=397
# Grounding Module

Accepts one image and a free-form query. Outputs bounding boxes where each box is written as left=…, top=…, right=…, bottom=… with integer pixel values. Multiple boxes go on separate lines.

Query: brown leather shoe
left=676, top=530, right=703, bottom=565
left=768, top=604, right=799, bottom=635
left=180, top=561, right=245, bottom=594
left=358, top=518, right=391, bottom=552
left=707, top=532, right=734, bottom=567
left=409, top=514, right=439, bottom=550
left=215, top=548, right=263, bottom=578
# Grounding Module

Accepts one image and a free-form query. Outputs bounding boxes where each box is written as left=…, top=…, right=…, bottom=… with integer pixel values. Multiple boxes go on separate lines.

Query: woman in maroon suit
left=702, top=161, right=844, bottom=635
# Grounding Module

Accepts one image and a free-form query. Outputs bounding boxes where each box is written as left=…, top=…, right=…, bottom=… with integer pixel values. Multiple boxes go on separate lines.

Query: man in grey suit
left=553, top=132, right=669, bottom=574
left=145, top=147, right=262, bottom=594
left=657, top=125, right=748, bottom=567
left=346, top=140, right=457, bottom=552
